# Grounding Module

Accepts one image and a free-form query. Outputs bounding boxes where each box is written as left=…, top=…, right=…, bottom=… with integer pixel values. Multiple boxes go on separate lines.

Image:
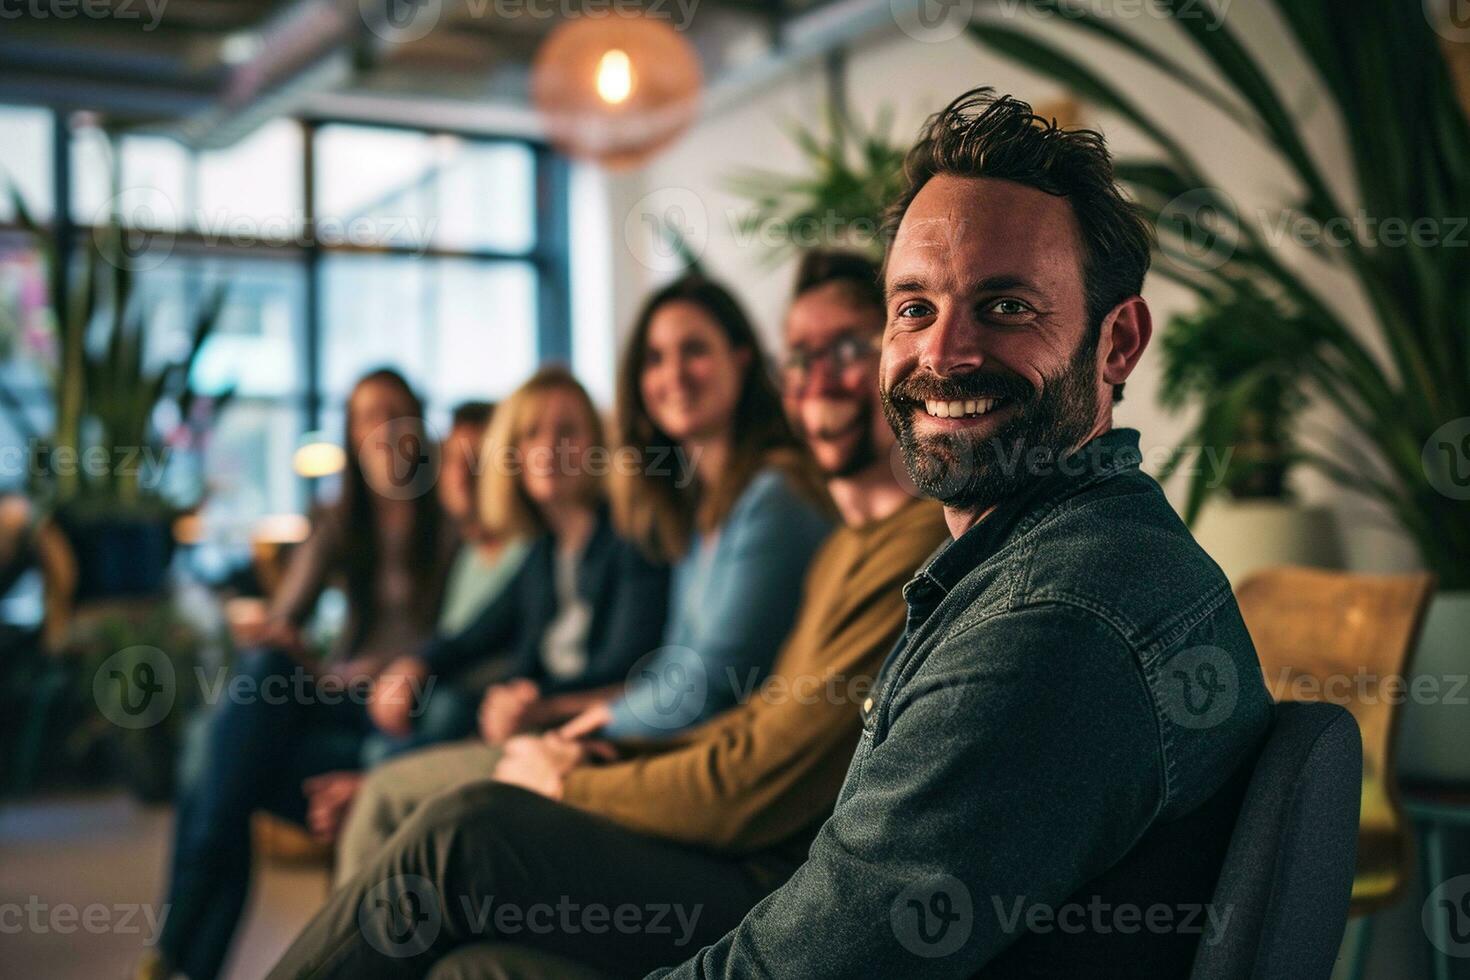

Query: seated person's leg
left=159, top=647, right=321, bottom=979
left=272, top=782, right=772, bottom=980
left=425, top=943, right=615, bottom=980
left=335, top=739, right=504, bottom=885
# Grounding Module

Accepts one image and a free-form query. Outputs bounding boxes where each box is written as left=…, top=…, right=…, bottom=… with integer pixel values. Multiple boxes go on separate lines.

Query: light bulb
left=596, top=48, right=634, bottom=105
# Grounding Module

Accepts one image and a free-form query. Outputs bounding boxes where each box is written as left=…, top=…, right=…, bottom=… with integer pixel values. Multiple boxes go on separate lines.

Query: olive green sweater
left=560, top=496, right=948, bottom=871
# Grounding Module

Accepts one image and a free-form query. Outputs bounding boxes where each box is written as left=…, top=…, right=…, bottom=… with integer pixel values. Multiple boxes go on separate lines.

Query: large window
left=0, top=107, right=568, bottom=551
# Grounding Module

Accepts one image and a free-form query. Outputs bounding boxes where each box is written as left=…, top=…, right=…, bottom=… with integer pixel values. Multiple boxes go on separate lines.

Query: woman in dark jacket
left=369, top=364, right=670, bottom=746
left=331, top=365, right=671, bottom=881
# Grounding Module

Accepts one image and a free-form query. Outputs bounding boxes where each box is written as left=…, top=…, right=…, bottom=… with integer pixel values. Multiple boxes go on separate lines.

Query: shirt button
left=862, top=697, right=875, bottom=714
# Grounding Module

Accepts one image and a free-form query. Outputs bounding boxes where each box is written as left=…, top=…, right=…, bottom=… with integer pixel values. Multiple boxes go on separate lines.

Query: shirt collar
left=906, top=428, right=1144, bottom=603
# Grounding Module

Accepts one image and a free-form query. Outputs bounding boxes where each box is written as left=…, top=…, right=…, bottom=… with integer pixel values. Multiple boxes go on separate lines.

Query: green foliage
left=1156, top=283, right=1315, bottom=518
left=72, top=602, right=206, bottom=731
left=67, top=600, right=213, bottom=799
left=725, top=106, right=908, bottom=263
left=970, top=0, right=1470, bottom=587
left=0, top=151, right=233, bottom=516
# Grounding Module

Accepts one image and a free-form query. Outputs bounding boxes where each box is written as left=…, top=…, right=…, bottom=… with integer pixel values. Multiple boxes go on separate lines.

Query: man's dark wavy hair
left=792, top=249, right=883, bottom=316
left=881, top=88, right=1153, bottom=402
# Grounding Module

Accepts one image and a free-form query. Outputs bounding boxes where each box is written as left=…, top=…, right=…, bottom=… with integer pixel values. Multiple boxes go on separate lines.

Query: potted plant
left=65, top=599, right=211, bottom=801
left=0, top=153, right=232, bottom=600
left=968, top=0, right=1470, bottom=791
left=725, top=105, right=908, bottom=264
left=1156, top=283, right=1340, bottom=581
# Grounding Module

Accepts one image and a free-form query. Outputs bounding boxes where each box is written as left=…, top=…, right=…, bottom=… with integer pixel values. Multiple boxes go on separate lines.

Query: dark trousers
left=267, top=782, right=784, bottom=980
left=158, top=648, right=376, bottom=980
left=160, top=647, right=482, bottom=979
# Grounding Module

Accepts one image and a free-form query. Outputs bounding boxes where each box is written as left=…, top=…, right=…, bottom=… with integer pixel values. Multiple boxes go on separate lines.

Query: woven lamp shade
left=531, top=15, right=702, bottom=170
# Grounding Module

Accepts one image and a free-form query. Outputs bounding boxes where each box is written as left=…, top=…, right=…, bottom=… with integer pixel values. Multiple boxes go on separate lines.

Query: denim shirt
left=650, top=429, right=1272, bottom=978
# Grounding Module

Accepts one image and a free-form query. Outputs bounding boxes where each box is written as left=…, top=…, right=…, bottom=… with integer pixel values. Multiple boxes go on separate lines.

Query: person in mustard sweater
left=266, top=249, right=950, bottom=980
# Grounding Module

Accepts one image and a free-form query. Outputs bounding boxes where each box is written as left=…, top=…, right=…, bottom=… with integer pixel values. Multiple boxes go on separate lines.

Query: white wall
left=580, top=2, right=1422, bottom=573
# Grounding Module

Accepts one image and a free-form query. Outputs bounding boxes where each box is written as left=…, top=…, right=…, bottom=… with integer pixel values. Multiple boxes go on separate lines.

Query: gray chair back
left=1189, top=701, right=1361, bottom=980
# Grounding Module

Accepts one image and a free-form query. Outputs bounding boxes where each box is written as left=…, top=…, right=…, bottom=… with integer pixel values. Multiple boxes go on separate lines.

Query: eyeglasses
left=780, top=334, right=879, bottom=380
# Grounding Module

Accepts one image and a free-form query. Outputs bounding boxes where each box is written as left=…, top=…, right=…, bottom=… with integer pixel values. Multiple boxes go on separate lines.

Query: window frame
left=0, top=106, right=573, bottom=509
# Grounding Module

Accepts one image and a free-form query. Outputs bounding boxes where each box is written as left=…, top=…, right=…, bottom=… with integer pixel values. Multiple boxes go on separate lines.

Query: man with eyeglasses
left=266, top=249, right=949, bottom=979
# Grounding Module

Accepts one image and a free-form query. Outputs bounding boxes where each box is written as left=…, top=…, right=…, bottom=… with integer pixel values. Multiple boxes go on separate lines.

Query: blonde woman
left=374, top=365, right=670, bottom=741
left=333, top=366, right=669, bottom=878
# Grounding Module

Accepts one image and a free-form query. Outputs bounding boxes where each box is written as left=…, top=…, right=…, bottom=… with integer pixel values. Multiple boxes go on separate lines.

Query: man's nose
left=802, top=356, right=848, bottom=398
left=918, top=309, right=984, bottom=377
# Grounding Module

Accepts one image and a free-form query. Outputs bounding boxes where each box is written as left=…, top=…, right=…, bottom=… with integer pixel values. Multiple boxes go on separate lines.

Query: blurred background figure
left=144, top=368, right=461, bottom=980
left=332, top=281, right=836, bottom=880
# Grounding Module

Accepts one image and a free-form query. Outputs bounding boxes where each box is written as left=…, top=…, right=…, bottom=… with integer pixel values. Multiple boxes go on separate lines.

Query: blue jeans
left=158, top=648, right=481, bottom=979
left=358, top=684, right=478, bottom=769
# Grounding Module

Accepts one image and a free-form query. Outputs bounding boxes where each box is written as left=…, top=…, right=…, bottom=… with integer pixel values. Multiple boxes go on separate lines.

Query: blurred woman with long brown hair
left=146, top=368, right=459, bottom=980
left=571, top=273, right=836, bottom=738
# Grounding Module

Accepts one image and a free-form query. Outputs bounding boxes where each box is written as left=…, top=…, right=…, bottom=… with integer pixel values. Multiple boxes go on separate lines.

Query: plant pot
left=1395, top=590, right=1470, bottom=788
left=55, top=513, right=175, bottom=601
left=1190, top=498, right=1342, bottom=587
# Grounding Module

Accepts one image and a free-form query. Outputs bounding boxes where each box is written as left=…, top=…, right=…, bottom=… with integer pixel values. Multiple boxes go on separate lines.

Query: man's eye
left=897, top=301, right=931, bottom=318
left=988, top=298, right=1031, bottom=316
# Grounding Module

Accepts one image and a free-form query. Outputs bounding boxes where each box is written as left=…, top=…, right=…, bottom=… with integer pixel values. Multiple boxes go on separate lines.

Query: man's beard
left=800, top=400, right=881, bottom=479
left=881, top=336, right=1101, bottom=513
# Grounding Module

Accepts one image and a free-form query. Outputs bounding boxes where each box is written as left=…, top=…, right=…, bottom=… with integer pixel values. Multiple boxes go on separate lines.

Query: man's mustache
left=885, top=370, right=1035, bottom=406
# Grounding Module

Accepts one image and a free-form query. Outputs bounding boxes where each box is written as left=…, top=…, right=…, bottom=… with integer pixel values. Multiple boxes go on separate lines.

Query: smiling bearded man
left=647, top=88, right=1274, bottom=980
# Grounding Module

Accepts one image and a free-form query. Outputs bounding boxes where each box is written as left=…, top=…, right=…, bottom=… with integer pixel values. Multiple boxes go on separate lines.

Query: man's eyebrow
left=885, top=273, right=1042, bottom=299
left=971, top=274, right=1040, bottom=294
left=885, top=276, right=930, bottom=299
left=786, top=325, right=876, bottom=351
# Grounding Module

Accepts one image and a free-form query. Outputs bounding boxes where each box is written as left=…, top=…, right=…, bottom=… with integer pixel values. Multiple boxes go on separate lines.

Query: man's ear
left=1099, top=296, right=1152, bottom=391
